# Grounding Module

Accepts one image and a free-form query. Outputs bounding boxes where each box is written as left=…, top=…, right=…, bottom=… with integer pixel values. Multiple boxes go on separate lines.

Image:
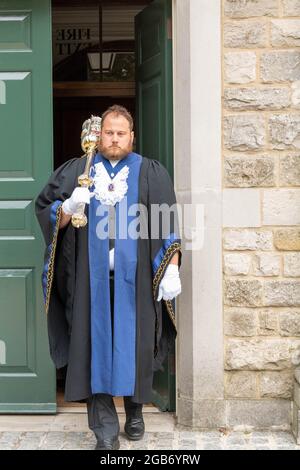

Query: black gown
left=35, top=155, right=182, bottom=403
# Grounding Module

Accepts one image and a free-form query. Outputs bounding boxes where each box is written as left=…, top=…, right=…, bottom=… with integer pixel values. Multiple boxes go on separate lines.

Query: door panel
left=0, top=0, right=56, bottom=413
left=135, top=0, right=173, bottom=179
left=135, top=0, right=176, bottom=411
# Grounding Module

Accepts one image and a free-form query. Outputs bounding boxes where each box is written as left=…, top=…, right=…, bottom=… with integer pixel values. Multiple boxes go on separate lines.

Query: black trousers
left=86, top=272, right=143, bottom=440
left=87, top=394, right=143, bottom=440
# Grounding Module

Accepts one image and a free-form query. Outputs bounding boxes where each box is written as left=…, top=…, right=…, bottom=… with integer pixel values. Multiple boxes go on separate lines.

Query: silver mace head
left=71, top=115, right=102, bottom=229
left=81, top=115, right=102, bottom=153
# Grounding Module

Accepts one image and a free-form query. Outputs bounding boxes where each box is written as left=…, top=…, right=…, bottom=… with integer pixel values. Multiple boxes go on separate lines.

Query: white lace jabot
left=93, top=161, right=129, bottom=206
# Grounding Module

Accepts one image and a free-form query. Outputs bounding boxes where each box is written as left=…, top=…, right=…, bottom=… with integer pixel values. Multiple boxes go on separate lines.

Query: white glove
left=157, top=264, right=181, bottom=301
left=62, top=187, right=95, bottom=215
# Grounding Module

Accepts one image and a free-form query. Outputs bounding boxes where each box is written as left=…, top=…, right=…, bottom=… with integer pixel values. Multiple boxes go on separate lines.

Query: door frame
left=172, top=0, right=223, bottom=427
left=51, top=0, right=224, bottom=423
left=51, top=0, right=176, bottom=410
left=53, top=82, right=135, bottom=98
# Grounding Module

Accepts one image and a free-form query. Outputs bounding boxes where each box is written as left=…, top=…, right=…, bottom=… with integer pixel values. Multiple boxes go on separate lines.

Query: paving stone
left=202, top=444, right=223, bottom=450
left=251, top=437, right=270, bottom=444
left=0, top=425, right=300, bottom=450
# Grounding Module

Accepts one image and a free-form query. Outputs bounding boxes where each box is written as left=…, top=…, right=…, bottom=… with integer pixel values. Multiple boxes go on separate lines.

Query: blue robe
left=88, top=152, right=142, bottom=396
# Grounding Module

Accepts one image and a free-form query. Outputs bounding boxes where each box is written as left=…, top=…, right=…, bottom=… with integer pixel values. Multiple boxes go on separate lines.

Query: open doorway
left=52, top=0, right=151, bottom=169
left=51, top=0, right=175, bottom=413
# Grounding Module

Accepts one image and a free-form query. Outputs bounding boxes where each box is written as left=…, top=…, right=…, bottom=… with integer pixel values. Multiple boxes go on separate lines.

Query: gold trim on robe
left=152, top=241, right=182, bottom=331
left=45, top=203, right=63, bottom=314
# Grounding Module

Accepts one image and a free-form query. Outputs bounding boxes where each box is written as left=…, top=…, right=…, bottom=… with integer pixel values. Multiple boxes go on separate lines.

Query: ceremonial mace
left=71, top=115, right=102, bottom=228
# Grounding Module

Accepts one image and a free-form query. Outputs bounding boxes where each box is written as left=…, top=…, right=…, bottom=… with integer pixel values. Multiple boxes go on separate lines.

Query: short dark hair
left=101, top=105, right=134, bottom=132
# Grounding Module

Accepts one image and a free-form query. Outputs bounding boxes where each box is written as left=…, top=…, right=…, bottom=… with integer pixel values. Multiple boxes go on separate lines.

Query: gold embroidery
left=152, top=242, right=181, bottom=332
left=45, top=204, right=63, bottom=314
left=165, top=299, right=177, bottom=329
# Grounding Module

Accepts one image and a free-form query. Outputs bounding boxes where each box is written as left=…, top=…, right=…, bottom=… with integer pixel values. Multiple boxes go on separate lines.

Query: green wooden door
left=0, top=0, right=56, bottom=413
left=135, top=0, right=176, bottom=411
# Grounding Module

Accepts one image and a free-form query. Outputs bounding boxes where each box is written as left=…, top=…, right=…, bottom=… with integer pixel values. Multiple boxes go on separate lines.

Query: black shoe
left=95, top=436, right=120, bottom=450
left=124, top=417, right=145, bottom=441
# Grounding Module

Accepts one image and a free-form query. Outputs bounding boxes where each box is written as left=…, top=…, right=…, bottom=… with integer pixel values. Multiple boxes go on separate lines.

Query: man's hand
left=157, top=264, right=181, bottom=301
left=62, top=187, right=95, bottom=215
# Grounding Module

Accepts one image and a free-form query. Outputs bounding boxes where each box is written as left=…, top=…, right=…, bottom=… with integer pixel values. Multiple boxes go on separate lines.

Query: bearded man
left=35, top=105, right=182, bottom=450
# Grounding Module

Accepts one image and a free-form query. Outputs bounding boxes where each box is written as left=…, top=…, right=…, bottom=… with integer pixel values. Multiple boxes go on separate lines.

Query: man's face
left=99, top=113, right=134, bottom=160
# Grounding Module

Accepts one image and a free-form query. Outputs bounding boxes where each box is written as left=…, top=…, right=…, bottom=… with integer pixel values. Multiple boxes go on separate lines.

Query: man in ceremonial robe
left=35, top=105, right=182, bottom=450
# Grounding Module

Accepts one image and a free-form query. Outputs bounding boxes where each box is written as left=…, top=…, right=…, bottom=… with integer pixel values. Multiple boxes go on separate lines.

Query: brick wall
left=222, top=0, right=300, bottom=400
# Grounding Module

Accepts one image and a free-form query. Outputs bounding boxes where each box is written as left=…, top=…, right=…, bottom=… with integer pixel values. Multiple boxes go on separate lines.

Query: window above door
left=52, top=0, right=152, bottom=83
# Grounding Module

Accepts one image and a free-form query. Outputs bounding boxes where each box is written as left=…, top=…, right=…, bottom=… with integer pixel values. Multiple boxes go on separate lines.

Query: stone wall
left=222, top=0, right=300, bottom=404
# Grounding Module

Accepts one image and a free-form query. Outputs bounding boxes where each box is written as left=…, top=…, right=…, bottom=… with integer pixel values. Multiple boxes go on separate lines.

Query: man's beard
left=98, top=142, right=133, bottom=161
